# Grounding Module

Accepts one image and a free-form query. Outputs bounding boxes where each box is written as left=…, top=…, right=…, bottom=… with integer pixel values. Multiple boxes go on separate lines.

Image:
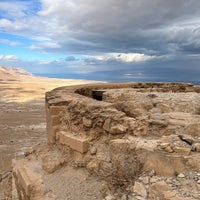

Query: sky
left=0, top=0, right=200, bottom=83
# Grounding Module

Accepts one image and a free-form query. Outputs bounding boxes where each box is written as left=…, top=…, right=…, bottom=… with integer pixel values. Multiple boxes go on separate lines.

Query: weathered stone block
left=110, top=139, right=140, bottom=181
left=16, top=165, right=32, bottom=195
left=42, top=153, right=65, bottom=173
left=47, top=124, right=59, bottom=144
left=49, top=105, right=65, bottom=115
left=51, top=115, right=60, bottom=126
left=12, top=160, right=47, bottom=200
left=142, top=152, right=185, bottom=176
left=133, top=181, right=147, bottom=198
left=149, top=181, right=171, bottom=199
left=173, top=146, right=191, bottom=155
left=59, top=131, right=89, bottom=153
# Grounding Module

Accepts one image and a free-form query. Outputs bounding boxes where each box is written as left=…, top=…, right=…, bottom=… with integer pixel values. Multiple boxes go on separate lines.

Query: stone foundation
left=10, top=82, right=200, bottom=200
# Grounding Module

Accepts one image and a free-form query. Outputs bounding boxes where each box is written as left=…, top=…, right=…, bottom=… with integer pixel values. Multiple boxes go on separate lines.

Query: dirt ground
left=0, top=99, right=46, bottom=174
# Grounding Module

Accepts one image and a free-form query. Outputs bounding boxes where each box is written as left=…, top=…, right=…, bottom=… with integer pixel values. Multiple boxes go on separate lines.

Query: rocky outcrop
left=8, top=82, right=200, bottom=200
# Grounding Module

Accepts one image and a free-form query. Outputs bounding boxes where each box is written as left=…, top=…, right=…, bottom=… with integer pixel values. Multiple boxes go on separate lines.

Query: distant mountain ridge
left=0, top=66, right=33, bottom=80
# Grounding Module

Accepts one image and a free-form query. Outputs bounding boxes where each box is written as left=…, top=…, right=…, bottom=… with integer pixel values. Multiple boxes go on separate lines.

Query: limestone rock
left=110, top=124, right=127, bottom=134
left=163, top=190, right=176, bottom=199
left=105, top=195, right=115, bottom=200
left=90, top=146, right=97, bottom=155
left=149, top=180, right=171, bottom=199
left=133, top=181, right=147, bottom=198
left=173, top=146, right=191, bottom=155
left=193, top=143, right=200, bottom=152
left=83, top=117, right=93, bottom=128
left=165, top=145, right=174, bottom=153
left=42, top=153, right=65, bottom=173
left=86, top=160, right=99, bottom=174
left=138, top=176, right=149, bottom=185
left=177, top=173, right=185, bottom=178
left=103, top=118, right=111, bottom=132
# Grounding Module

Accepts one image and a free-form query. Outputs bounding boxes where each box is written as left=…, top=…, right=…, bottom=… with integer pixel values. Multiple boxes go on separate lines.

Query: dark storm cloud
left=41, top=0, right=200, bottom=55
left=1, top=0, right=200, bottom=56
left=1, top=0, right=200, bottom=83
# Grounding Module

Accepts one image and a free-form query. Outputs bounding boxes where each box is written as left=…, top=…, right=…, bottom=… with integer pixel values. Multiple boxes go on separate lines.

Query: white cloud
left=38, top=60, right=53, bottom=65
left=30, top=42, right=60, bottom=51
left=89, top=53, right=155, bottom=63
left=0, top=39, right=21, bottom=46
left=0, top=18, right=27, bottom=31
left=0, top=1, right=28, bottom=18
left=0, top=55, right=19, bottom=61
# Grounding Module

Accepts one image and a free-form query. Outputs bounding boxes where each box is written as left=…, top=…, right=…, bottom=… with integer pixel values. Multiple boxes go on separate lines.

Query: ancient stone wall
left=11, top=82, right=200, bottom=200
left=45, top=83, right=200, bottom=178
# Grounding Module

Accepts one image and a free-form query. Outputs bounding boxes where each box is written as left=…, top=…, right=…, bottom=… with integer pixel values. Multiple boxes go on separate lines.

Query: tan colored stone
left=165, top=145, right=174, bottom=153
left=142, top=152, right=185, bottom=176
left=86, top=160, right=99, bottom=174
left=193, top=143, right=200, bottom=152
left=163, top=190, right=176, bottom=199
left=173, top=146, right=191, bottom=155
left=149, top=180, right=171, bottom=199
left=103, top=118, right=111, bottom=132
left=159, top=142, right=174, bottom=153
left=82, top=117, right=93, bottom=128
left=59, top=131, right=89, bottom=153
left=110, top=124, right=127, bottom=134
left=177, top=173, right=185, bottom=178
left=49, top=106, right=65, bottom=115
left=149, top=119, right=169, bottom=127
left=186, top=154, right=200, bottom=170
left=51, top=115, right=60, bottom=126
left=158, top=103, right=171, bottom=113
left=42, top=154, right=65, bottom=173
left=105, top=195, right=115, bottom=200
left=90, top=146, right=97, bottom=155
left=128, top=120, right=137, bottom=131
left=159, top=142, right=170, bottom=149
left=13, top=161, right=45, bottom=199
left=139, top=176, right=149, bottom=185
left=133, top=181, right=147, bottom=198
left=184, top=123, right=200, bottom=137
left=15, top=166, right=33, bottom=195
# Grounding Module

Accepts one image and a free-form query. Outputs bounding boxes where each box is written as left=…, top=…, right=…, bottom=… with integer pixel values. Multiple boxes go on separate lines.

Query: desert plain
left=0, top=66, right=93, bottom=197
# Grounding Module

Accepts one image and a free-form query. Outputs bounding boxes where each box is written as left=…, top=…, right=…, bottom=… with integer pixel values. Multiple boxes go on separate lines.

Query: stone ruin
left=2, top=82, right=200, bottom=199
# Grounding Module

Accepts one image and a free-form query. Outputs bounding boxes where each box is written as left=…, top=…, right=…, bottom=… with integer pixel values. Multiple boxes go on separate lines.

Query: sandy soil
left=0, top=76, right=93, bottom=102
left=0, top=75, right=92, bottom=176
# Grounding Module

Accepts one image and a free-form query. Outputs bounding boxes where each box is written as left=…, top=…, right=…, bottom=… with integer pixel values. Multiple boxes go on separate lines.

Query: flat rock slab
left=59, top=131, right=89, bottom=153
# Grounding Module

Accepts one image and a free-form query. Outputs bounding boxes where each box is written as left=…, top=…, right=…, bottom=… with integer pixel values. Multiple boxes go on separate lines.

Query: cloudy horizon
left=0, top=0, right=200, bottom=83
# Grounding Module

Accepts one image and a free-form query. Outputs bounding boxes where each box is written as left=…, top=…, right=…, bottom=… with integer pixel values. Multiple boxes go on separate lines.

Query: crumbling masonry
left=8, top=83, right=200, bottom=199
